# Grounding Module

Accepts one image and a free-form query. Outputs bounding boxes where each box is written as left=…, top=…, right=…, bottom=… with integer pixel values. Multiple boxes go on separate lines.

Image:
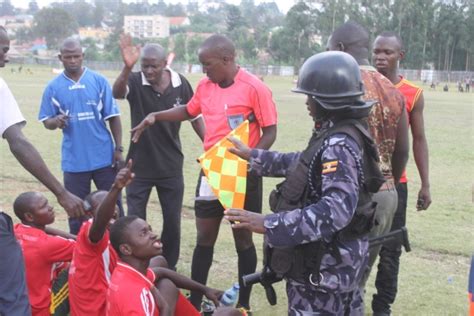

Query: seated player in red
left=68, top=161, right=133, bottom=316
left=13, top=191, right=76, bottom=316
left=70, top=160, right=222, bottom=316
left=108, top=214, right=224, bottom=315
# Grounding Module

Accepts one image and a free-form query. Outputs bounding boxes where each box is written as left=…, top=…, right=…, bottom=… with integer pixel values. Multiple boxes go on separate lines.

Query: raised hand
left=227, top=136, right=251, bottom=161
left=131, top=113, right=156, bottom=143
left=119, top=33, right=141, bottom=69
left=112, top=159, right=135, bottom=189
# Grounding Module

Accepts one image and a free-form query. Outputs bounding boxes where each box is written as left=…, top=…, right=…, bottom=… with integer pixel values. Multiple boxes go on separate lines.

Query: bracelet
left=115, top=145, right=124, bottom=152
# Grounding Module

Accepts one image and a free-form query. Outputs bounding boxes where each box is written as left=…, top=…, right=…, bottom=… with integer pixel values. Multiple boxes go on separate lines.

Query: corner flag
left=197, top=120, right=249, bottom=209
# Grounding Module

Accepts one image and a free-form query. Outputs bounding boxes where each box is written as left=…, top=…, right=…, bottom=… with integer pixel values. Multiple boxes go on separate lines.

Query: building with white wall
left=124, top=15, right=170, bottom=39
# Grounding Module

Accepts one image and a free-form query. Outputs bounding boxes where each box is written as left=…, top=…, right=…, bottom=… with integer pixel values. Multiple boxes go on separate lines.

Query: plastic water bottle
left=220, top=282, right=240, bottom=306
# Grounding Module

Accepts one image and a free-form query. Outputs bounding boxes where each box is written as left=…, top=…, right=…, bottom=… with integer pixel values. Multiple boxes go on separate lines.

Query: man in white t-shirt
left=0, top=26, right=84, bottom=315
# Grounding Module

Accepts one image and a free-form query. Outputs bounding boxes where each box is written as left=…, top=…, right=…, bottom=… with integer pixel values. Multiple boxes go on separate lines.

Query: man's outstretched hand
left=203, top=287, right=224, bottom=307
left=57, top=190, right=84, bottom=218
left=224, top=208, right=266, bottom=234
left=131, top=113, right=156, bottom=143
left=227, top=137, right=251, bottom=161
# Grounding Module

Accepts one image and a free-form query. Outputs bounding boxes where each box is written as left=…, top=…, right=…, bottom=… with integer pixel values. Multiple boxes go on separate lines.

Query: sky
left=13, top=0, right=295, bottom=14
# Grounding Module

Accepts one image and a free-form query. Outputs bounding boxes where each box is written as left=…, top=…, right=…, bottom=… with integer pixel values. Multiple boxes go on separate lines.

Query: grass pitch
left=0, top=65, right=472, bottom=315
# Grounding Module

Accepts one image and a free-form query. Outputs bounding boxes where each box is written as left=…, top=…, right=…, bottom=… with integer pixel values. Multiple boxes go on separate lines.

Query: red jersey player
left=13, top=192, right=75, bottom=316
left=70, top=160, right=223, bottom=315
left=68, top=161, right=133, bottom=316
left=108, top=215, right=222, bottom=315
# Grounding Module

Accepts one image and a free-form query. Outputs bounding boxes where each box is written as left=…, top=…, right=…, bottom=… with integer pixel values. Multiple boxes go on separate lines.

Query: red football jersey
left=107, top=262, right=200, bottom=316
left=107, top=262, right=158, bottom=316
left=68, top=219, right=118, bottom=316
left=14, top=224, right=75, bottom=316
left=395, top=76, right=423, bottom=183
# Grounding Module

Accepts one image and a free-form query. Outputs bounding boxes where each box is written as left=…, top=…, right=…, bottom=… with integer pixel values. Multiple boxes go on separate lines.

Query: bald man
left=328, top=21, right=409, bottom=299
left=113, top=33, right=205, bottom=270
left=131, top=34, right=278, bottom=313
left=38, top=37, right=124, bottom=234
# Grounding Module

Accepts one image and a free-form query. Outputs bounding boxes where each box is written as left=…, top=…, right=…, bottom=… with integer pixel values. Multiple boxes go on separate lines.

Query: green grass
left=0, top=65, right=472, bottom=315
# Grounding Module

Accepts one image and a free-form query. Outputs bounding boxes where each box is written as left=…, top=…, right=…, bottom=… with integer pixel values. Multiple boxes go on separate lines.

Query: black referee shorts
left=194, top=170, right=263, bottom=218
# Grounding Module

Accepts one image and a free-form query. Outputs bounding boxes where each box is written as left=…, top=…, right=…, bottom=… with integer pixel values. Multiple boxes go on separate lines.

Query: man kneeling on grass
left=70, top=159, right=221, bottom=315
left=13, top=192, right=76, bottom=316
left=108, top=214, right=224, bottom=315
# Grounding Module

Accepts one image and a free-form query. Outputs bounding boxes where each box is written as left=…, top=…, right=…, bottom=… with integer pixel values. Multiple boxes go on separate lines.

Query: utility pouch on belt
left=338, top=201, right=377, bottom=241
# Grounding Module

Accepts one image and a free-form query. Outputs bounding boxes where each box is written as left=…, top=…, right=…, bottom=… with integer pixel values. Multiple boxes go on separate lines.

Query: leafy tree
left=51, top=1, right=96, bottom=27
left=165, top=3, right=186, bottom=17
left=226, top=4, right=246, bottom=32
left=228, top=26, right=257, bottom=62
left=28, top=0, right=39, bottom=15
left=83, top=37, right=101, bottom=60
left=33, top=7, right=78, bottom=50
left=173, top=33, right=187, bottom=62
left=187, top=35, right=205, bottom=64
left=188, top=11, right=224, bottom=33
left=103, top=27, right=122, bottom=61
left=0, top=0, right=15, bottom=16
left=93, top=3, right=105, bottom=27
left=14, top=27, right=35, bottom=45
left=268, top=1, right=319, bottom=68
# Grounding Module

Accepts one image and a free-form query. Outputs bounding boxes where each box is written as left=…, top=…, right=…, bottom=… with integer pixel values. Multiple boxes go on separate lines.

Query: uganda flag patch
left=322, top=160, right=338, bottom=174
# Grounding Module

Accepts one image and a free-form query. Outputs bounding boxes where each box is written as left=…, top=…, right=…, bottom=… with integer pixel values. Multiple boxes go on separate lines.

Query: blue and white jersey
left=38, top=68, right=120, bottom=172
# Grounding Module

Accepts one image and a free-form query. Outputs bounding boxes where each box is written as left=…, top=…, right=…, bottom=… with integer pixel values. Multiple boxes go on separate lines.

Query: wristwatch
left=115, top=145, right=124, bottom=152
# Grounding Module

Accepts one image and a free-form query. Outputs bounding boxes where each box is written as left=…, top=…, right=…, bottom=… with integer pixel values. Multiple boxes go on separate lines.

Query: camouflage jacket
left=249, top=132, right=368, bottom=293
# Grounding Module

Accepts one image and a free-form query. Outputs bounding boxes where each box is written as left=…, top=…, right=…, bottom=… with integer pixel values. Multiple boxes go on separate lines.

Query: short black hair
left=378, top=31, right=404, bottom=50
left=83, top=190, right=107, bottom=212
left=331, top=21, right=369, bottom=51
left=13, top=192, right=38, bottom=221
left=110, top=215, right=139, bottom=256
left=200, top=34, right=235, bottom=58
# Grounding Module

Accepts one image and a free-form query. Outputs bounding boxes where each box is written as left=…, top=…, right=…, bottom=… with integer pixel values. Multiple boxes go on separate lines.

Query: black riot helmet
left=292, top=51, right=375, bottom=111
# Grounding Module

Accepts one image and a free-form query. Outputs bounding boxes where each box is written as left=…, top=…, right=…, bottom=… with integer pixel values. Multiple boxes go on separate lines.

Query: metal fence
left=399, top=69, right=473, bottom=83
left=8, top=56, right=474, bottom=81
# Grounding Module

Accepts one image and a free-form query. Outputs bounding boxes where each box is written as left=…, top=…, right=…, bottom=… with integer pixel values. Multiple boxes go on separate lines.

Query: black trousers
left=372, top=182, right=408, bottom=314
left=126, top=175, right=184, bottom=269
left=64, top=166, right=122, bottom=234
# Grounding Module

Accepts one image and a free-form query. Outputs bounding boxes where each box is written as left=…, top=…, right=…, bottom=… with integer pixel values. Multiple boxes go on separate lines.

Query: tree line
left=2, top=0, right=472, bottom=71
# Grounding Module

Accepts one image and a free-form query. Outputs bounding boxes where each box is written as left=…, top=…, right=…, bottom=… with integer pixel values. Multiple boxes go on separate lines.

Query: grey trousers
left=360, top=185, right=398, bottom=288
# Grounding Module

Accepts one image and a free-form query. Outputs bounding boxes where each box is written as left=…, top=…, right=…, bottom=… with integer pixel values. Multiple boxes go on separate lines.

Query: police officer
left=224, top=51, right=384, bottom=315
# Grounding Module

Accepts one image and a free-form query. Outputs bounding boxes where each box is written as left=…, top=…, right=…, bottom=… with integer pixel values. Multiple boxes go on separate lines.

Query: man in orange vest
left=371, top=31, right=432, bottom=316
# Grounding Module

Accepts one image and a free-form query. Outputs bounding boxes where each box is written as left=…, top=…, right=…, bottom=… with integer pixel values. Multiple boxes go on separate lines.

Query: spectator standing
left=371, top=31, right=431, bottom=316
left=327, top=21, right=409, bottom=295
left=112, top=34, right=205, bottom=269
left=38, top=38, right=123, bottom=234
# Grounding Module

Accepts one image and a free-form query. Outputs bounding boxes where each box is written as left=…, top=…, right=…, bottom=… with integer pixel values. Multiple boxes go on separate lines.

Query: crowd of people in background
left=0, top=19, right=436, bottom=316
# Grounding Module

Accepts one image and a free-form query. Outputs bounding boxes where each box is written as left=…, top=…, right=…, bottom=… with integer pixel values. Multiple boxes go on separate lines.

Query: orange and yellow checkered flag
left=197, top=120, right=249, bottom=209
